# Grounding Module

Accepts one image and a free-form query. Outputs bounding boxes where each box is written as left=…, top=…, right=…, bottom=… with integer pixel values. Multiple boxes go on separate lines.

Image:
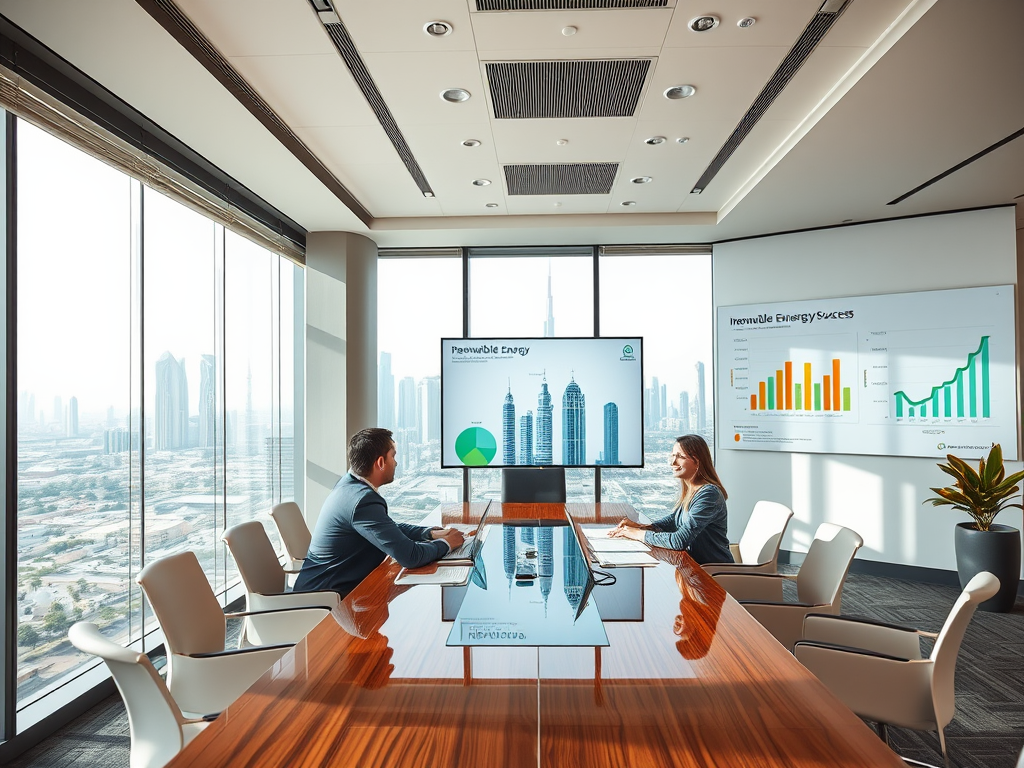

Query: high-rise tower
left=543, top=260, right=555, bottom=337
left=602, top=402, right=618, bottom=465
left=536, top=375, right=553, bottom=464
left=695, top=361, right=706, bottom=431
left=66, top=396, right=79, bottom=437
left=155, top=351, right=189, bottom=450
left=398, top=376, right=417, bottom=438
left=679, top=391, right=690, bottom=431
left=562, top=375, right=586, bottom=465
left=419, top=376, right=441, bottom=442
left=519, top=410, right=534, bottom=464
left=378, top=352, right=395, bottom=431
left=502, top=384, right=516, bottom=465
left=199, top=354, right=216, bottom=447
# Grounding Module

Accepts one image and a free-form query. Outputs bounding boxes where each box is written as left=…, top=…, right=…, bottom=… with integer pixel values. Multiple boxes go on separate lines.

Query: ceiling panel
left=490, top=118, right=637, bottom=163
left=664, top=0, right=821, bottom=48
left=226, top=53, right=380, bottom=127
left=177, top=0, right=335, bottom=56
left=333, top=0, right=477, bottom=53
left=336, top=162, right=445, bottom=216
left=504, top=194, right=613, bottom=215
left=470, top=8, right=674, bottom=52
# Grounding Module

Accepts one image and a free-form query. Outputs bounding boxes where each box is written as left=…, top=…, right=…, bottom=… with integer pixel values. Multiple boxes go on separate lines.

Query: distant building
left=398, top=376, right=417, bottom=438
left=377, top=352, right=395, bottom=431
left=695, top=361, right=706, bottom=431
left=104, top=428, right=130, bottom=454
left=502, top=386, right=516, bottom=465
left=679, top=391, right=690, bottom=432
left=562, top=376, right=586, bottom=465
left=650, top=376, right=661, bottom=426
left=418, top=376, right=440, bottom=442
left=519, top=410, right=534, bottom=464
left=199, top=354, right=216, bottom=447
left=155, top=352, right=189, bottom=450
left=543, top=261, right=555, bottom=337
left=66, top=396, right=79, bottom=437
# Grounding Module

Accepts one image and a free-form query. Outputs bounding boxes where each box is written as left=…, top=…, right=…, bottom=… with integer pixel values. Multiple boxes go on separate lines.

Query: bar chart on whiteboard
left=718, top=285, right=1016, bottom=459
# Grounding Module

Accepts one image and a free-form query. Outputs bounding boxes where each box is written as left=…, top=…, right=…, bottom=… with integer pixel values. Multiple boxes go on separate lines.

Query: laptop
left=440, top=500, right=491, bottom=563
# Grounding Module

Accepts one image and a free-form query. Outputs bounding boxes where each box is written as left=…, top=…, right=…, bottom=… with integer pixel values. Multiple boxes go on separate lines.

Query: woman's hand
left=609, top=525, right=646, bottom=541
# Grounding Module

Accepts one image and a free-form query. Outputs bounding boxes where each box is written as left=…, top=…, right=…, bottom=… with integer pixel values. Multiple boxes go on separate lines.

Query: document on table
left=591, top=551, right=660, bottom=568
left=395, top=564, right=472, bottom=586
left=583, top=527, right=651, bottom=552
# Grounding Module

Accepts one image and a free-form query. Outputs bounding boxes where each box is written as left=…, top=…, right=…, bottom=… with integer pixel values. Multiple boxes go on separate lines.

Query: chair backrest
left=223, top=520, right=287, bottom=596
left=501, top=467, right=566, bottom=503
left=796, top=523, right=863, bottom=609
left=271, top=501, right=311, bottom=561
left=930, top=571, right=999, bottom=728
left=137, top=551, right=226, bottom=656
left=737, top=501, right=793, bottom=566
left=69, top=622, right=185, bottom=768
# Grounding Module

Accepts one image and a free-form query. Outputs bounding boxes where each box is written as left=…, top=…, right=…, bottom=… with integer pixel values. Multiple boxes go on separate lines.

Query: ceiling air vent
left=477, top=0, right=668, bottom=9
left=690, top=0, right=853, bottom=195
left=505, top=163, right=619, bottom=195
left=487, top=60, right=651, bottom=119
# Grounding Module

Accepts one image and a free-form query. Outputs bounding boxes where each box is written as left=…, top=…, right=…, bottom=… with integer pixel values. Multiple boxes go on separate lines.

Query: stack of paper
left=395, top=564, right=472, bottom=586
left=581, top=526, right=659, bottom=567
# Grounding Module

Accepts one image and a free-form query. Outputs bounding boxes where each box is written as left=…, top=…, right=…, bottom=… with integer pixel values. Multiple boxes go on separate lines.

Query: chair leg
left=936, top=727, right=950, bottom=768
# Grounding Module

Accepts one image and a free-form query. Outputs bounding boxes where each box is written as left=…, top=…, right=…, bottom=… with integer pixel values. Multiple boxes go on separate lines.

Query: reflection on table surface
left=165, top=502, right=904, bottom=768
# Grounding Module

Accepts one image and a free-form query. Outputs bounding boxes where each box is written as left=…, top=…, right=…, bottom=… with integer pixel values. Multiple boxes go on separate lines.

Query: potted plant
left=924, top=443, right=1024, bottom=612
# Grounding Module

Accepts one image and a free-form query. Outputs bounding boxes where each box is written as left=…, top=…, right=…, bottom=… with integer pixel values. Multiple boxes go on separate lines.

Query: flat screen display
left=441, top=337, right=643, bottom=468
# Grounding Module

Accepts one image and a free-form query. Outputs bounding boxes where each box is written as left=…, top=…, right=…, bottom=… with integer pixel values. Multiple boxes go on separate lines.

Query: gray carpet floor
left=8, top=571, right=1024, bottom=768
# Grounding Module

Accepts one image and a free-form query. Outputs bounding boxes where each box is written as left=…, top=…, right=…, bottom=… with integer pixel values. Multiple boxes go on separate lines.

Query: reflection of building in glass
left=502, top=385, right=516, bottom=465
left=398, top=376, right=417, bottom=438
left=695, top=361, right=706, bottom=431
left=199, top=354, right=216, bottom=448
left=66, top=396, right=79, bottom=437
left=503, top=526, right=516, bottom=588
left=536, top=376, right=553, bottom=464
left=155, top=351, right=189, bottom=450
left=563, top=527, right=587, bottom=613
left=562, top=376, right=585, bottom=465
left=378, top=352, right=395, bottom=431
left=679, top=391, right=690, bottom=432
left=537, top=526, right=554, bottom=608
left=418, top=376, right=440, bottom=442
left=600, top=402, right=619, bottom=465
left=519, top=410, right=533, bottom=464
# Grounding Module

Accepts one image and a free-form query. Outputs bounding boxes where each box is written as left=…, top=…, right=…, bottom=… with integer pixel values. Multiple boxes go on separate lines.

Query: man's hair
left=348, top=428, right=394, bottom=477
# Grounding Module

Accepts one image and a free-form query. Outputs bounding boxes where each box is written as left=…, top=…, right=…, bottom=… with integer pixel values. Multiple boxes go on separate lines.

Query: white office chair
left=713, top=523, right=863, bottom=651
left=136, top=550, right=331, bottom=716
left=223, top=520, right=339, bottom=646
left=702, top=500, right=793, bottom=575
left=68, top=622, right=208, bottom=768
left=795, top=572, right=999, bottom=768
left=271, top=501, right=311, bottom=570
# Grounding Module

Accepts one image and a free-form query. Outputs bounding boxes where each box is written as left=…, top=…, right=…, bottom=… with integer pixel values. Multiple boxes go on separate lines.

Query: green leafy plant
left=924, top=444, right=1024, bottom=531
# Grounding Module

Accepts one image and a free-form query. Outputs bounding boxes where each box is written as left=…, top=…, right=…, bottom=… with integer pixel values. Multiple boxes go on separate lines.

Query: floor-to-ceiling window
left=599, top=250, right=714, bottom=517
left=10, top=117, right=302, bottom=729
left=376, top=255, right=463, bottom=522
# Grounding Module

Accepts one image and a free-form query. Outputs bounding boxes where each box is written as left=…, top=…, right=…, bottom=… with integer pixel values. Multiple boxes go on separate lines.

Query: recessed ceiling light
left=645, top=136, right=666, bottom=145
left=621, top=201, right=636, bottom=207
left=472, top=179, right=491, bottom=186
left=631, top=176, right=652, bottom=184
left=424, top=20, right=453, bottom=37
left=689, top=15, right=719, bottom=32
left=664, top=85, right=696, bottom=100
left=556, top=139, right=569, bottom=146
left=441, top=88, right=471, bottom=103
left=462, top=139, right=481, bottom=147
left=561, top=26, right=577, bottom=36
left=486, top=203, right=499, bottom=208
left=553, top=202, right=562, bottom=207
left=423, top=191, right=435, bottom=198
left=691, top=188, right=703, bottom=194
left=677, top=137, right=691, bottom=144
left=737, top=17, right=756, bottom=28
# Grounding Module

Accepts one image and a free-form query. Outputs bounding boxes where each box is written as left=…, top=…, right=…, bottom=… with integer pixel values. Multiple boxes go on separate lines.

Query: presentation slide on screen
left=718, top=285, right=1017, bottom=460
left=441, top=337, right=643, bottom=468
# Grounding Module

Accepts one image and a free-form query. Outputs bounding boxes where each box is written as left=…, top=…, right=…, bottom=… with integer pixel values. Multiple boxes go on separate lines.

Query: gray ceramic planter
left=953, top=522, right=1021, bottom=612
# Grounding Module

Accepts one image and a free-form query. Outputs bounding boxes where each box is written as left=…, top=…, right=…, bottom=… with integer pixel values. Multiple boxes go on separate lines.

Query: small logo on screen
left=620, top=344, right=636, bottom=361
left=455, top=427, right=497, bottom=466
left=937, top=443, right=946, bottom=450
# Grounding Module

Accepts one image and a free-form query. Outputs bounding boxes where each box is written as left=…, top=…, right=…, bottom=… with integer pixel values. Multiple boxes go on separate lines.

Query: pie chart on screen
left=455, top=427, right=497, bottom=466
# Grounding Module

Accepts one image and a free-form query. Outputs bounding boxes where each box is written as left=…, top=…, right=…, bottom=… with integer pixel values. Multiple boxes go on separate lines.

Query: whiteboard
left=717, top=285, right=1017, bottom=459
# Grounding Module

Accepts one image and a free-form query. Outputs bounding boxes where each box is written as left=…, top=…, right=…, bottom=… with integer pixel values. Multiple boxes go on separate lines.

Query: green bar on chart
left=956, top=369, right=964, bottom=418
left=842, top=388, right=850, bottom=411
left=795, top=383, right=802, bottom=410
left=767, top=377, right=775, bottom=410
left=943, top=385, right=951, bottom=418
left=814, top=383, right=821, bottom=411
left=896, top=396, right=903, bottom=417
left=981, top=335, right=990, bottom=417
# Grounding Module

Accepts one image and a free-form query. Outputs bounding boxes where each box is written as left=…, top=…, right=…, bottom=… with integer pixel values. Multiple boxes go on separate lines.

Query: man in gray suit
left=294, top=428, right=464, bottom=598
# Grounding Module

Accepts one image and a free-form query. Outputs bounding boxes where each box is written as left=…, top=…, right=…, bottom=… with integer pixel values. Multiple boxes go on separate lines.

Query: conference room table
left=166, top=502, right=904, bottom=768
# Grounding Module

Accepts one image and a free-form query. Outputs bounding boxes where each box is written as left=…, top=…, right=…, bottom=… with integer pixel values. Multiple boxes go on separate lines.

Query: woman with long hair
left=609, top=434, right=733, bottom=564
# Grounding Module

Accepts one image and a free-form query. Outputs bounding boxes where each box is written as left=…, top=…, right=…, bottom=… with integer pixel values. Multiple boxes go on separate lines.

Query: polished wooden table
left=166, top=502, right=904, bottom=767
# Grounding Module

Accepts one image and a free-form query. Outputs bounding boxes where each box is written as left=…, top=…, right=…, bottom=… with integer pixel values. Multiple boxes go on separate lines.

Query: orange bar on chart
left=823, top=375, right=832, bottom=410
left=832, top=359, right=841, bottom=411
left=804, top=363, right=812, bottom=410
left=758, top=381, right=766, bottom=409
left=750, top=394, right=757, bottom=410
left=775, top=370, right=783, bottom=410
left=784, top=361, right=793, bottom=410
